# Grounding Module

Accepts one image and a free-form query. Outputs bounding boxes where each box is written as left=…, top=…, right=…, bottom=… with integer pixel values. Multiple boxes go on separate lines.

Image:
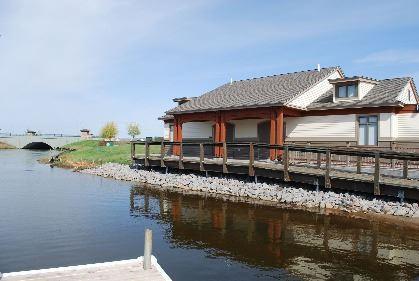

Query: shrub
left=127, top=122, right=140, bottom=139
left=100, top=122, right=118, bottom=140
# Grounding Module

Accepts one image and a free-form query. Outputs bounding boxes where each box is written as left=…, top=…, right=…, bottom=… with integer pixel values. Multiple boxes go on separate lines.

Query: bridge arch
left=22, top=142, right=53, bottom=150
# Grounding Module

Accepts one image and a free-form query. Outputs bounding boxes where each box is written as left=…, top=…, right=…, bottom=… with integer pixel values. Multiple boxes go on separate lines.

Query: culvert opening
left=22, top=142, right=53, bottom=150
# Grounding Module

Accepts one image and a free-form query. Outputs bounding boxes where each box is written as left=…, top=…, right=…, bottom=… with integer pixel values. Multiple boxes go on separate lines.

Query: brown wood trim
left=174, top=106, right=304, bottom=124
left=396, top=104, right=418, bottom=114
left=304, top=106, right=397, bottom=116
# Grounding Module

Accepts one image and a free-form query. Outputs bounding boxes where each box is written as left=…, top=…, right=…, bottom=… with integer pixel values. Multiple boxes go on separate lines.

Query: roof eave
left=306, top=102, right=404, bottom=111
left=167, top=103, right=290, bottom=115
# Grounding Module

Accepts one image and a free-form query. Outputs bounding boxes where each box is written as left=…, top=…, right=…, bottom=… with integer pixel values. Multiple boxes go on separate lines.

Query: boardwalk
left=2, top=256, right=171, bottom=281
left=132, top=141, right=419, bottom=200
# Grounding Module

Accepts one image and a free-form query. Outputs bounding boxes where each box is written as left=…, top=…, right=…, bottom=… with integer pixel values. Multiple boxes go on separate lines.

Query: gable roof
left=167, top=66, right=341, bottom=114
left=307, top=77, right=415, bottom=110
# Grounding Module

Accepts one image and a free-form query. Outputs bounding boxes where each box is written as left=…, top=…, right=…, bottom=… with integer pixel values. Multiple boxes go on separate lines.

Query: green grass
left=59, top=140, right=159, bottom=168
left=0, top=142, right=15, bottom=149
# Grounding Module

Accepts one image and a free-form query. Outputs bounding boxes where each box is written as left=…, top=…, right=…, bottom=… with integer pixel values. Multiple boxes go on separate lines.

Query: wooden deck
left=2, top=256, right=171, bottom=281
left=132, top=141, right=419, bottom=201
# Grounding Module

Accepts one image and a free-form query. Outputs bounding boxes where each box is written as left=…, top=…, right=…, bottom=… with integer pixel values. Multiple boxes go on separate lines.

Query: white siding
left=285, top=115, right=356, bottom=140
left=287, top=70, right=342, bottom=109
left=397, top=113, right=419, bottom=139
left=230, top=119, right=262, bottom=138
left=182, top=121, right=213, bottom=139
left=379, top=113, right=398, bottom=140
left=379, top=113, right=391, bottom=139
left=358, top=82, right=375, bottom=100
left=397, top=83, right=417, bottom=105
left=163, top=123, right=170, bottom=140
left=163, top=123, right=174, bottom=141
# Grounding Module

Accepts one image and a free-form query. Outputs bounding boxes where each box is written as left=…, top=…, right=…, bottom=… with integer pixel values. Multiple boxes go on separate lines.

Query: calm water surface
left=0, top=150, right=418, bottom=281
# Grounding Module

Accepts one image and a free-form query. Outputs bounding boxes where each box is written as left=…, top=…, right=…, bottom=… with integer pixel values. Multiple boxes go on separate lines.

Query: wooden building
left=160, top=66, right=419, bottom=160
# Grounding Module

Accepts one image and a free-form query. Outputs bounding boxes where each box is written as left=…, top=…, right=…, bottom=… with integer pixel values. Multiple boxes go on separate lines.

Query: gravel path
left=81, top=163, right=419, bottom=218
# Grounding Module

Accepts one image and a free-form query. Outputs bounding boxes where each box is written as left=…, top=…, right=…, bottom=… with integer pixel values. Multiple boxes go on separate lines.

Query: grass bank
left=0, top=142, right=15, bottom=149
left=53, top=140, right=158, bottom=169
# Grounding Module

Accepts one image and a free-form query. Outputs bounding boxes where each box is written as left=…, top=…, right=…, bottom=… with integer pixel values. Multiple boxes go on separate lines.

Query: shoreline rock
left=80, top=163, right=419, bottom=219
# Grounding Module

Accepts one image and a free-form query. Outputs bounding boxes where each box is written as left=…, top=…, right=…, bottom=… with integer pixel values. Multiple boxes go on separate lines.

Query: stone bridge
left=0, top=134, right=84, bottom=149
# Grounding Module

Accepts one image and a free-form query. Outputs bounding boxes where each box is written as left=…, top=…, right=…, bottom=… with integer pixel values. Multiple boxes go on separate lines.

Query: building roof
left=307, top=77, right=415, bottom=110
left=158, top=114, right=174, bottom=121
left=167, top=66, right=341, bottom=114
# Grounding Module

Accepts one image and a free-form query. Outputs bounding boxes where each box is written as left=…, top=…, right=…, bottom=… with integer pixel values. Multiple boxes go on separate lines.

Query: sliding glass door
left=358, top=116, right=378, bottom=146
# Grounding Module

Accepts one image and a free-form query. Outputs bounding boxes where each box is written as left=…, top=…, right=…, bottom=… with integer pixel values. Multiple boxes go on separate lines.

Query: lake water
left=0, top=150, right=418, bottom=280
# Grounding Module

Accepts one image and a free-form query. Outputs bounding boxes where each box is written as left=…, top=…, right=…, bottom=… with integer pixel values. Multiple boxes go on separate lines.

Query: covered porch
left=172, top=107, right=301, bottom=160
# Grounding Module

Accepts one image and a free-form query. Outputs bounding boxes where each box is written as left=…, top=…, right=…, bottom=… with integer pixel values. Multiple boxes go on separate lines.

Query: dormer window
left=336, top=83, right=358, bottom=99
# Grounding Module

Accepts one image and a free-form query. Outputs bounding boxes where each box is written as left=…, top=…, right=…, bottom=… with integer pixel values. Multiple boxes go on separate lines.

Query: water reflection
left=130, top=187, right=419, bottom=281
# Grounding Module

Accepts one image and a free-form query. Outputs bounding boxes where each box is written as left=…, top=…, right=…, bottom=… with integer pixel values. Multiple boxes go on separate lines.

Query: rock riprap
left=81, top=163, right=419, bottom=218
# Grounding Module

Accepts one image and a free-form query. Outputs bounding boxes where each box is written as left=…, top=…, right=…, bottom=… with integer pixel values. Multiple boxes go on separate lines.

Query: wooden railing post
left=222, top=142, right=228, bottom=173
left=143, top=228, right=152, bottom=270
left=356, top=156, right=362, bottom=174
left=179, top=142, right=184, bottom=169
left=317, top=152, right=321, bottom=168
left=403, top=159, right=408, bottom=179
left=199, top=143, right=205, bottom=171
left=131, top=142, right=136, bottom=159
left=249, top=143, right=255, bottom=176
left=283, top=145, right=290, bottom=182
left=160, top=141, right=165, bottom=167
left=374, top=152, right=380, bottom=195
left=346, top=142, right=350, bottom=166
left=390, top=141, right=396, bottom=168
left=145, top=141, right=150, bottom=167
left=325, top=150, right=331, bottom=188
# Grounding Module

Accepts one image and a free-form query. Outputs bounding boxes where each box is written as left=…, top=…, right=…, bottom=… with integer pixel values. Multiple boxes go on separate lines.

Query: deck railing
left=131, top=141, right=419, bottom=196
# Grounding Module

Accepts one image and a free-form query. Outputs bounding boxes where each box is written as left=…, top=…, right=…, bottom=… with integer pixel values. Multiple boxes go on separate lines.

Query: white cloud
left=355, top=49, right=419, bottom=64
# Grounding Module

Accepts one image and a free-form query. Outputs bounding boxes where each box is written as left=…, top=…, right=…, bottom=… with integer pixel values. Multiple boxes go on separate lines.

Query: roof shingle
left=167, top=67, right=341, bottom=114
left=307, top=77, right=413, bottom=110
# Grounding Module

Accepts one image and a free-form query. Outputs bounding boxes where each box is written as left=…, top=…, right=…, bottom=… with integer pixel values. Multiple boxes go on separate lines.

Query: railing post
left=160, top=141, right=165, bottom=167
left=283, top=145, right=290, bottom=182
left=143, top=228, right=152, bottom=270
left=249, top=143, right=255, bottom=176
left=317, top=152, right=321, bottom=168
left=356, top=156, right=362, bottom=174
left=145, top=141, right=150, bottom=167
left=325, top=150, right=331, bottom=188
left=346, top=142, right=350, bottom=166
left=131, top=142, right=136, bottom=159
left=179, top=142, right=184, bottom=169
left=222, top=142, right=228, bottom=173
left=403, top=159, right=408, bottom=179
left=374, top=152, right=380, bottom=195
left=199, top=143, right=205, bottom=171
left=390, top=141, right=396, bottom=168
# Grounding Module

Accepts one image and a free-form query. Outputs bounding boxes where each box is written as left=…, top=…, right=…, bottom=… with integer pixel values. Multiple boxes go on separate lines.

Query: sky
left=0, top=0, right=419, bottom=137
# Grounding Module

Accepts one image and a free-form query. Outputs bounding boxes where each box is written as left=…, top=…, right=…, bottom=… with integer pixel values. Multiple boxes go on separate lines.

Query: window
left=358, top=115, right=378, bottom=146
left=336, top=84, right=358, bottom=99
left=408, top=90, right=412, bottom=102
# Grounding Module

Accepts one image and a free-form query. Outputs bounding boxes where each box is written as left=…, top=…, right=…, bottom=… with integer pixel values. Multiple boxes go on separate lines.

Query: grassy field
left=57, top=140, right=159, bottom=169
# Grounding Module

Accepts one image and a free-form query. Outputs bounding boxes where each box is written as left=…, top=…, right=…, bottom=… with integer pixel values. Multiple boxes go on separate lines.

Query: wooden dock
left=1, top=256, right=171, bottom=281
left=132, top=141, right=419, bottom=201
left=1, top=229, right=172, bottom=281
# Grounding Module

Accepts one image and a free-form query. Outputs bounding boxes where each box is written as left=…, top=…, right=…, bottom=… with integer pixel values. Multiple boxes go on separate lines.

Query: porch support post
left=276, top=108, right=284, bottom=158
left=173, top=118, right=178, bottom=155
left=219, top=112, right=226, bottom=157
left=173, top=116, right=182, bottom=156
left=214, top=111, right=226, bottom=158
left=214, top=112, right=221, bottom=157
left=270, top=110, right=276, bottom=160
